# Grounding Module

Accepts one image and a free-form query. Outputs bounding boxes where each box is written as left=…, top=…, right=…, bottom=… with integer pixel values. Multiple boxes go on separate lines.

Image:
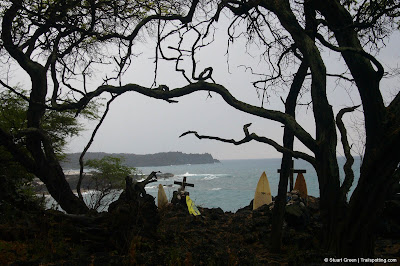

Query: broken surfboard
left=253, top=171, right=272, bottom=210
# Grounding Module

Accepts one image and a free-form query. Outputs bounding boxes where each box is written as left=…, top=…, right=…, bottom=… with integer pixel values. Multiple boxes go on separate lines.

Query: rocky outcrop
left=284, top=190, right=310, bottom=229
left=108, top=175, right=160, bottom=250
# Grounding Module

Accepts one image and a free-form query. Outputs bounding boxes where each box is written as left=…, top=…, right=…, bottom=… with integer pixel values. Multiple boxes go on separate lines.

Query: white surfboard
left=158, top=184, right=168, bottom=209
left=253, top=172, right=272, bottom=210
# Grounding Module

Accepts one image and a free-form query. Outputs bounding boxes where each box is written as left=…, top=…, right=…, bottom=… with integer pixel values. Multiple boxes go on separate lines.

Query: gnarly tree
left=158, top=0, right=399, bottom=257
left=1, top=0, right=399, bottom=258
left=270, top=61, right=309, bottom=252
left=0, top=0, right=201, bottom=214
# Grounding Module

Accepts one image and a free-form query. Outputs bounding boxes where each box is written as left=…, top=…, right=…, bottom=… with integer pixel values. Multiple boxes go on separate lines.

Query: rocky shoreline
left=32, top=172, right=175, bottom=194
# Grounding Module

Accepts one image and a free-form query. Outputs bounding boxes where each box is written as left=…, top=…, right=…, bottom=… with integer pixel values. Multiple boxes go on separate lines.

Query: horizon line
left=65, top=151, right=359, bottom=161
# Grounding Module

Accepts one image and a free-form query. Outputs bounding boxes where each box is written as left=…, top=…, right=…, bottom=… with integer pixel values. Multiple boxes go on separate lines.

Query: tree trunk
left=314, top=150, right=343, bottom=251
left=270, top=153, right=292, bottom=252
left=270, top=62, right=308, bottom=252
left=1, top=1, right=88, bottom=214
left=27, top=67, right=89, bottom=214
left=336, top=133, right=400, bottom=257
left=266, top=1, right=344, bottom=253
left=313, top=0, right=400, bottom=256
left=38, top=159, right=89, bottom=214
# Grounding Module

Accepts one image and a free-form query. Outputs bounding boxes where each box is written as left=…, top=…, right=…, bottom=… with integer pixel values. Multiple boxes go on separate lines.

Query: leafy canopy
left=84, top=155, right=138, bottom=189
left=0, top=88, right=100, bottom=155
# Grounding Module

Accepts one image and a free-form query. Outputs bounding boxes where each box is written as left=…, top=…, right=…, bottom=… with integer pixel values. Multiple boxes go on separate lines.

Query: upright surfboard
left=186, top=195, right=201, bottom=216
left=253, top=172, right=272, bottom=210
left=294, top=172, right=308, bottom=199
left=158, top=184, right=168, bottom=209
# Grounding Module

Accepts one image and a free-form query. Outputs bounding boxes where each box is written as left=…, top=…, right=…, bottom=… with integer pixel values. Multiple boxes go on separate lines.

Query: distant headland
left=61, top=152, right=220, bottom=168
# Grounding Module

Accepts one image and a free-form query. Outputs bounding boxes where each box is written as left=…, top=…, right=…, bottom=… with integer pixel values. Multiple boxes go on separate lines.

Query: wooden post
left=172, top=176, right=195, bottom=205
left=173, top=176, right=194, bottom=191
left=278, top=160, right=306, bottom=192
left=290, top=160, right=294, bottom=192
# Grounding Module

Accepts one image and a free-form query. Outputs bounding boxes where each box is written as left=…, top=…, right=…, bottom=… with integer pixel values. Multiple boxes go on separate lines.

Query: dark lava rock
left=202, top=207, right=224, bottom=220
left=285, top=202, right=310, bottom=228
left=307, top=196, right=320, bottom=212
left=157, top=173, right=174, bottom=178
left=252, top=203, right=273, bottom=218
left=237, top=200, right=253, bottom=213
left=376, top=200, right=400, bottom=237
left=235, top=210, right=252, bottom=218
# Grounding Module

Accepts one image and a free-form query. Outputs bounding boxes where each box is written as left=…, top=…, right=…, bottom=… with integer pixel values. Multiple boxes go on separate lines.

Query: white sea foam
left=64, top=170, right=80, bottom=175
left=63, top=168, right=96, bottom=175
left=81, top=190, right=97, bottom=195
left=176, top=172, right=199, bottom=177
left=202, top=175, right=219, bottom=180
left=211, top=188, right=222, bottom=191
left=175, top=173, right=228, bottom=179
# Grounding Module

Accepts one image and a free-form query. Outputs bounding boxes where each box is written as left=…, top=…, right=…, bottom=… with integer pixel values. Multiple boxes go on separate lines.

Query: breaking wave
left=175, top=172, right=199, bottom=177
left=202, top=175, right=219, bottom=180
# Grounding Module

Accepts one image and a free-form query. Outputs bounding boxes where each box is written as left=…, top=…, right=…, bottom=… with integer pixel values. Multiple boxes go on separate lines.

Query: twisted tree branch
left=337, top=105, right=360, bottom=199
left=180, top=123, right=316, bottom=166
left=315, top=32, right=384, bottom=80
left=56, top=81, right=318, bottom=153
left=77, top=95, right=117, bottom=201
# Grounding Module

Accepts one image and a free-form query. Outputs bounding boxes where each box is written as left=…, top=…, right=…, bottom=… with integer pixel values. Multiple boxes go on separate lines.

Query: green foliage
left=0, top=89, right=100, bottom=154
left=0, top=88, right=100, bottom=209
left=0, top=93, right=26, bottom=130
left=0, top=88, right=100, bottom=178
left=85, top=155, right=138, bottom=189
left=0, top=90, right=36, bottom=185
left=83, top=155, right=140, bottom=211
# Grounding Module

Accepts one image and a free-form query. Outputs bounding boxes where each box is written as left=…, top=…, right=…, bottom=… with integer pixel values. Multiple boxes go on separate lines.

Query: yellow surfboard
left=294, top=172, right=308, bottom=199
left=186, top=195, right=201, bottom=216
left=157, top=184, right=168, bottom=209
left=253, top=172, right=272, bottom=210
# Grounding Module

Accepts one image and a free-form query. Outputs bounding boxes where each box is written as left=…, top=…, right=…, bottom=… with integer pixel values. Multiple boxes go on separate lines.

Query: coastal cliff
left=61, top=151, right=220, bottom=168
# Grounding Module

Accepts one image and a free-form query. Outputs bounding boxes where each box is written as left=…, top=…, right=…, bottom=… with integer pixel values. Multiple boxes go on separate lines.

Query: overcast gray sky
left=65, top=16, right=400, bottom=160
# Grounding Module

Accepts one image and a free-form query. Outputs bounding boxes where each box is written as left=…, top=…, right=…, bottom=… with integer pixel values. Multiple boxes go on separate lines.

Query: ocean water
left=48, top=157, right=360, bottom=212
left=139, top=157, right=361, bottom=212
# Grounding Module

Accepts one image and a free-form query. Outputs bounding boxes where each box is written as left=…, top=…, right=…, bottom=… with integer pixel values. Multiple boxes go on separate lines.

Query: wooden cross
left=173, top=176, right=194, bottom=191
left=277, top=160, right=306, bottom=191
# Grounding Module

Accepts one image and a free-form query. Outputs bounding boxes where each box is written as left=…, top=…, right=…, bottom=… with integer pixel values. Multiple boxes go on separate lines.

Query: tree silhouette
left=1, top=0, right=399, bottom=257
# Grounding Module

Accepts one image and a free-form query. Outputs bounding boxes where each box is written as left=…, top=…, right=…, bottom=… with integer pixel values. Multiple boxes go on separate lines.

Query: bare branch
left=315, top=33, right=384, bottom=80
left=62, top=81, right=318, bottom=153
left=180, top=128, right=252, bottom=145
left=140, top=171, right=159, bottom=186
left=326, top=73, right=355, bottom=83
left=0, top=79, right=30, bottom=102
left=77, top=95, right=117, bottom=201
left=337, top=105, right=360, bottom=199
left=180, top=123, right=315, bottom=166
left=127, top=171, right=159, bottom=198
